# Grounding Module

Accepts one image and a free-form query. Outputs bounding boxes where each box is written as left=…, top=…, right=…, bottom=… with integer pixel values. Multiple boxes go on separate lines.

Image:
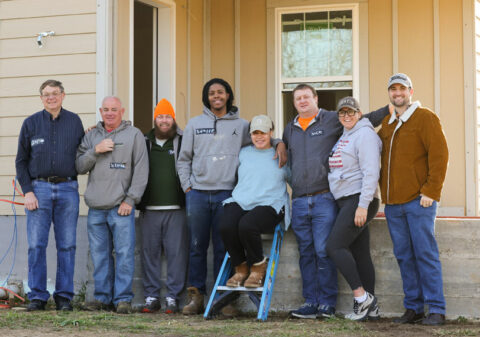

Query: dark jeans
left=326, top=194, right=379, bottom=294
left=186, top=189, right=231, bottom=294
left=26, top=180, right=79, bottom=302
left=385, top=197, right=445, bottom=315
left=219, top=202, right=284, bottom=267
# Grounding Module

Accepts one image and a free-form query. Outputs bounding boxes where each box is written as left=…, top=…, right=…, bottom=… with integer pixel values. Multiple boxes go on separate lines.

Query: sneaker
left=116, top=301, right=132, bottom=314
left=290, top=303, right=318, bottom=319
left=27, top=299, right=47, bottom=311
left=393, top=309, right=424, bottom=324
left=422, top=313, right=445, bottom=326
left=317, top=304, right=336, bottom=319
left=54, top=295, right=73, bottom=311
left=345, top=292, right=377, bottom=321
left=142, top=297, right=160, bottom=313
left=367, top=302, right=380, bottom=321
left=165, top=297, right=178, bottom=314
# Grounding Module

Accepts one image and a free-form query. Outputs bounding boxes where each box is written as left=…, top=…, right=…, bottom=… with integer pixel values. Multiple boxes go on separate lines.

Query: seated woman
left=219, top=114, right=290, bottom=288
left=326, top=97, right=382, bottom=321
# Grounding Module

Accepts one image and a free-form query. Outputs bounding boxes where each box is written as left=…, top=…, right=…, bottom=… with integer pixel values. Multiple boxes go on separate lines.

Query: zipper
left=386, top=120, right=402, bottom=203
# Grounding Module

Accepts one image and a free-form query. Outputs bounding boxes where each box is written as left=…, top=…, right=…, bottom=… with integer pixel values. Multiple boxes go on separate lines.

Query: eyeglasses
left=41, top=92, right=62, bottom=99
left=337, top=109, right=357, bottom=117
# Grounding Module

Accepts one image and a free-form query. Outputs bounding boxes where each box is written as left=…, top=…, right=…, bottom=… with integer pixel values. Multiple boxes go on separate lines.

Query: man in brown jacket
left=378, top=73, right=448, bottom=326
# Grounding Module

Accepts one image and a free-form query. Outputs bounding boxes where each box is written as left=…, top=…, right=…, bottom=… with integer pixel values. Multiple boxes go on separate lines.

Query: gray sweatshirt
left=177, top=106, right=250, bottom=191
left=327, top=118, right=382, bottom=209
left=76, top=120, right=149, bottom=209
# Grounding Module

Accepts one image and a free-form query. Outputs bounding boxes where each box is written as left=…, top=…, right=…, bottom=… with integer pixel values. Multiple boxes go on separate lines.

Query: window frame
left=274, top=4, right=359, bottom=133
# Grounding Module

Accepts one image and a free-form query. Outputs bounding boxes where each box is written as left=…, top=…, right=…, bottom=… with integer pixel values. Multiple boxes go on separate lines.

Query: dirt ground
left=0, top=309, right=479, bottom=337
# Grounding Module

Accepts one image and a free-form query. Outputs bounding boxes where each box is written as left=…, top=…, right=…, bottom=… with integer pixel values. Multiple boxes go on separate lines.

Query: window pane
left=281, top=10, right=353, bottom=79
left=283, top=81, right=352, bottom=90
left=282, top=13, right=305, bottom=78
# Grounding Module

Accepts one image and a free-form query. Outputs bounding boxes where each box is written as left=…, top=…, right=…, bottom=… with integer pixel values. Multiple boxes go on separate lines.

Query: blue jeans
left=291, top=192, right=338, bottom=307
left=87, top=206, right=135, bottom=305
left=186, top=189, right=231, bottom=294
left=26, top=180, right=79, bottom=302
left=385, top=197, right=445, bottom=315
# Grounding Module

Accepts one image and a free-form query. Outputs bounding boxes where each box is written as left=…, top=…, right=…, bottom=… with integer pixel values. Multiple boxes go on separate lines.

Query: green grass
left=0, top=310, right=479, bottom=337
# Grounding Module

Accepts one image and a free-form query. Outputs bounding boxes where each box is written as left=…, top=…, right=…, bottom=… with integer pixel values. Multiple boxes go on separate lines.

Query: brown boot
left=226, top=262, right=249, bottom=287
left=182, top=287, right=204, bottom=315
left=244, top=258, right=268, bottom=288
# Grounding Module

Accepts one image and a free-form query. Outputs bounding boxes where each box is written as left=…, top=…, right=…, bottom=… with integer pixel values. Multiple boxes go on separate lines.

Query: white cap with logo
left=250, top=114, right=273, bottom=134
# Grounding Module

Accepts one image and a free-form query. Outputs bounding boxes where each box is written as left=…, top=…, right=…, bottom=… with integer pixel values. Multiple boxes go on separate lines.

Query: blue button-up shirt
left=15, top=108, right=84, bottom=194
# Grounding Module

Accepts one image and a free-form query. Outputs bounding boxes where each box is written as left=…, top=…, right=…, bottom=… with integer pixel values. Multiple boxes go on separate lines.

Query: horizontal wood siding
left=0, top=0, right=97, bottom=215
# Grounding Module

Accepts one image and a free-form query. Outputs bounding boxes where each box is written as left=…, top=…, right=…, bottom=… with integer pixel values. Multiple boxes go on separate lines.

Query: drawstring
left=213, top=118, right=218, bottom=135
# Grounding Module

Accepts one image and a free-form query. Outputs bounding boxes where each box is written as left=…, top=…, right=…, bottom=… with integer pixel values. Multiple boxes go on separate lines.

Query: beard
left=154, top=121, right=177, bottom=140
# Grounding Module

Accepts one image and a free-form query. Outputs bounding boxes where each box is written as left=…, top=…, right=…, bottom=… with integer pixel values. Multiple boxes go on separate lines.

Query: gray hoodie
left=327, top=118, right=382, bottom=209
left=76, top=120, right=149, bottom=209
left=177, top=106, right=250, bottom=191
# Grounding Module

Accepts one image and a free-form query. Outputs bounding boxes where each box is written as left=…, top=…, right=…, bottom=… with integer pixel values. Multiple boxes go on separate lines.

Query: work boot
left=182, top=287, right=204, bottom=315
left=226, top=262, right=249, bottom=287
left=244, top=258, right=268, bottom=288
left=116, top=301, right=132, bottom=314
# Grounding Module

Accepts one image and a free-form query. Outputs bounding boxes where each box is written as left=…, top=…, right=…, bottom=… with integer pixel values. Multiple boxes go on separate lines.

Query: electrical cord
left=0, top=178, right=19, bottom=287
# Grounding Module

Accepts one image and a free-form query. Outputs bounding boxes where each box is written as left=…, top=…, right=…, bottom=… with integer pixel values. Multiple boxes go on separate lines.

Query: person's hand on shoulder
left=274, top=142, right=287, bottom=168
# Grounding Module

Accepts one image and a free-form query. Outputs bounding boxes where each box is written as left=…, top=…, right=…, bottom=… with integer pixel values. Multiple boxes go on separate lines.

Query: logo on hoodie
left=196, top=128, right=215, bottom=135
left=310, top=130, right=323, bottom=137
left=31, top=138, right=45, bottom=147
left=110, top=162, right=126, bottom=169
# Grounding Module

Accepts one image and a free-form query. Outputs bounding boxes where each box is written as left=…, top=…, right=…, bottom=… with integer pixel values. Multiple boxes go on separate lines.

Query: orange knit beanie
left=154, top=98, right=175, bottom=121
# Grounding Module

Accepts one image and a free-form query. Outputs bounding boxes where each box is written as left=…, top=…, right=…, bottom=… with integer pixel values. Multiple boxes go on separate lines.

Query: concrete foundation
left=1, top=215, right=479, bottom=318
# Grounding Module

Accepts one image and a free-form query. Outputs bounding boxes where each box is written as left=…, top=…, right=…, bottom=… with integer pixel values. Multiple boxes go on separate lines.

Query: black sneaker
left=290, top=303, right=318, bottom=319
left=27, top=299, right=47, bottom=311
left=83, top=300, right=114, bottom=311
left=165, top=297, right=178, bottom=314
left=422, top=313, right=445, bottom=326
left=316, top=304, right=336, bottom=319
left=142, top=297, right=160, bottom=313
left=393, top=309, right=424, bottom=324
left=54, top=295, right=73, bottom=311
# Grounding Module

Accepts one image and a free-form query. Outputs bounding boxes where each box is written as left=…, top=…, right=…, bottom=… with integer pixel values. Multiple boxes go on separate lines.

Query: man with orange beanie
left=138, top=98, right=187, bottom=314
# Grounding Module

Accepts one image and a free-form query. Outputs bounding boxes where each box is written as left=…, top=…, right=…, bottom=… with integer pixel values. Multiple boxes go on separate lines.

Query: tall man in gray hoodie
left=177, top=78, right=286, bottom=315
left=76, top=96, right=149, bottom=314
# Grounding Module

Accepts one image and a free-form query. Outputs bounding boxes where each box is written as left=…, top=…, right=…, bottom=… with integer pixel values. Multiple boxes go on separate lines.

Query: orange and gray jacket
left=378, top=102, right=449, bottom=204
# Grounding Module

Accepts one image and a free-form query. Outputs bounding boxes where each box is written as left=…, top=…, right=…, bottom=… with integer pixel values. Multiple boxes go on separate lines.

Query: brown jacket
left=378, top=105, right=448, bottom=204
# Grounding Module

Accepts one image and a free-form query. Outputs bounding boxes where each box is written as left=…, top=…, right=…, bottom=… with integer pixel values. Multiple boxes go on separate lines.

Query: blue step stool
left=203, top=223, right=284, bottom=321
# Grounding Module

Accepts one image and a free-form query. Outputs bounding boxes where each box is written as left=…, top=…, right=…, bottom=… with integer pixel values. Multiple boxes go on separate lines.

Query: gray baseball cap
left=250, top=114, right=273, bottom=133
left=337, top=96, right=361, bottom=112
left=388, top=73, right=413, bottom=89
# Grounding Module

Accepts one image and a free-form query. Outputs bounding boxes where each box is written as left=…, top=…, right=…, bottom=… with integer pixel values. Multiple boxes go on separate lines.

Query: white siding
left=0, top=0, right=97, bottom=215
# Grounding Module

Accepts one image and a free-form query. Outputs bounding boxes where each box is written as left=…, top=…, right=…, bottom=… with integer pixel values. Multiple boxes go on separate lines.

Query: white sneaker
left=345, top=292, right=377, bottom=321
left=368, top=302, right=380, bottom=320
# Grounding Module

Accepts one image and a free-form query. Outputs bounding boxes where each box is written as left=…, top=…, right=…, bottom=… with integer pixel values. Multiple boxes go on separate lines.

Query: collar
left=388, top=101, right=421, bottom=124
left=294, top=109, right=322, bottom=128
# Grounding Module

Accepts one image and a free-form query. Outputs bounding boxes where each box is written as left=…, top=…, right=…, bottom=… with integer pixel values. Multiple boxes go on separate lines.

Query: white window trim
left=274, top=4, right=359, bottom=135
left=96, top=0, right=176, bottom=124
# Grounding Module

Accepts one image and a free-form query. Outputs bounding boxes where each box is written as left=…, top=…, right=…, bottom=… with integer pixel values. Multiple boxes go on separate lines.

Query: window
left=277, top=6, right=358, bottom=127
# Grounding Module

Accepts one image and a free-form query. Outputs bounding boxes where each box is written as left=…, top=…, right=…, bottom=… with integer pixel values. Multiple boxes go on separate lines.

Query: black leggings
left=219, top=202, right=284, bottom=267
left=326, top=194, right=379, bottom=294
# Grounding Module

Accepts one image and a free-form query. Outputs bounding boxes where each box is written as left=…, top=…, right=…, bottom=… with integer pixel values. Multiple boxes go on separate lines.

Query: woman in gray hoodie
left=325, top=97, right=382, bottom=322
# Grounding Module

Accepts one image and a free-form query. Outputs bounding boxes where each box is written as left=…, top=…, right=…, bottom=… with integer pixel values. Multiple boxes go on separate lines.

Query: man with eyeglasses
left=284, top=84, right=389, bottom=319
left=16, top=79, right=84, bottom=311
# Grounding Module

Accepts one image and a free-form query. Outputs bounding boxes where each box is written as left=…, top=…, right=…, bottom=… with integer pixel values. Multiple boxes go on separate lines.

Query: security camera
left=37, top=31, right=55, bottom=48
